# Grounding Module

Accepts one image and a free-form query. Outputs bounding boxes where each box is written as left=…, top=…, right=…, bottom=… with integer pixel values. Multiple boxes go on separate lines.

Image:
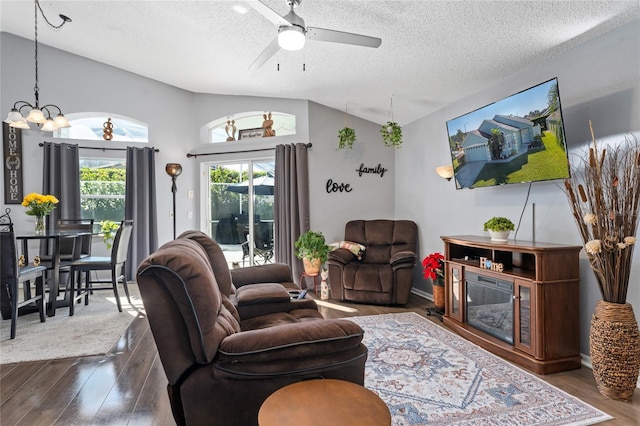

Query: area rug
left=0, top=284, right=144, bottom=364
left=348, top=312, right=612, bottom=426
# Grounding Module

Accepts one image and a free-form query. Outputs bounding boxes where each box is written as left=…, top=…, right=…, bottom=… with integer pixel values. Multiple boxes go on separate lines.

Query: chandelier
left=4, top=0, right=72, bottom=132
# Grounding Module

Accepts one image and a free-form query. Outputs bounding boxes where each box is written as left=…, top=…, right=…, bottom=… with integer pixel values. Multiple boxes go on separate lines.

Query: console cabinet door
left=446, top=263, right=464, bottom=322
left=514, top=278, right=537, bottom=357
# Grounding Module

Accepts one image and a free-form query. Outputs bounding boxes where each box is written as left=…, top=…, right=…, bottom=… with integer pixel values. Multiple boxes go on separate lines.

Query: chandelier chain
left=33, top=0, right=39, bottom=103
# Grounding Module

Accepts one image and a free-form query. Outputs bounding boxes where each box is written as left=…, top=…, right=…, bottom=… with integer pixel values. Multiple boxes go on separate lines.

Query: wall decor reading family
left=356, top=163, right=388, bottom=177
left=2, top=122, right=24, bottom=204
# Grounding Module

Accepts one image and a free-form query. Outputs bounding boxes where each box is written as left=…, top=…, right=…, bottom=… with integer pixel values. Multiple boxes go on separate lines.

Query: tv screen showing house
left=445, top=78, right=570, bottom=190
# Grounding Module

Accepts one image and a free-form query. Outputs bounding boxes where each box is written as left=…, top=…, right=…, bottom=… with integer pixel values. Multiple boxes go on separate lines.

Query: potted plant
left=295, top=230, right=330, bottom=276
left=380, top=121, right=403, bottom=147
left=422, top=252, right=445, bottom=312
left=100, top=220, right=120, bottom=249
left=483, top=216, right=515, bottom=242
left=338, top=127, right=356, bottom=149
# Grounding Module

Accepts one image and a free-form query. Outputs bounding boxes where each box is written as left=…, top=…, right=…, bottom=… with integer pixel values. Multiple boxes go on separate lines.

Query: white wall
left=397, top=19, right=640, bottom=354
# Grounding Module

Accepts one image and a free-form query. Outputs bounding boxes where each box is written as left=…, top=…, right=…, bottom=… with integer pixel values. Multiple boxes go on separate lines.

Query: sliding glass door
left=206, top=160, right=275, bottom=267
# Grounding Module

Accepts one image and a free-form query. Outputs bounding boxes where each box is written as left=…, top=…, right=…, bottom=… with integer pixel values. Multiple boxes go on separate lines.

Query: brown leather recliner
left=137, top=231, right=367, bottom=426
left=328, top=219, right=418, bottom=305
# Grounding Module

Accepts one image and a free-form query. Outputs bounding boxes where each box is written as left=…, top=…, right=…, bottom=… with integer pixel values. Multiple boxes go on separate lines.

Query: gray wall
left=0, top=31, right=394, bottom=252
left=396, top=19, right=640, bottom=354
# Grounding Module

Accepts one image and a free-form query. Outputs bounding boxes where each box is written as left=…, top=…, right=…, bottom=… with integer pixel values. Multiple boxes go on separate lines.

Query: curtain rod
left=186, top=143, right=312, bottom=158
left=40, top=142, right=159, bottom=152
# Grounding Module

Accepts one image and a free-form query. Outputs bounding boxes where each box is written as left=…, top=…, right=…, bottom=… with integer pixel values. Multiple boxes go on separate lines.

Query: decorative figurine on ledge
left=262, top=112, right=276, bottom=137
left=103, top=118, right=113, bottom=140
left=225, top=120, right=236, bottom=141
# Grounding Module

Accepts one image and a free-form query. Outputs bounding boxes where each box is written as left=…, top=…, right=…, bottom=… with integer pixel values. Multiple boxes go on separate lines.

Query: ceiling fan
left=246, top=0, right=382, bottom=70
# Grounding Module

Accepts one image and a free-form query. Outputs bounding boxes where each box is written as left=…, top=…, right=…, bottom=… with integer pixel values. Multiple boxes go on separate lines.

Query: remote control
left=297, top=289, right=308, bottom=300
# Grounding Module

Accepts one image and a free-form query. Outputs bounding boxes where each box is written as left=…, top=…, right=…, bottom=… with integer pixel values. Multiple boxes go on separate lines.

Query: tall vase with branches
left=564, top=122, right=640, bottom=400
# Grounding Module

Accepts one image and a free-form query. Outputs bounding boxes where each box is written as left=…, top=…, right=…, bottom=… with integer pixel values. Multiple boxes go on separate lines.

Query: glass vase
left=35, top=215, right=45, bottom=235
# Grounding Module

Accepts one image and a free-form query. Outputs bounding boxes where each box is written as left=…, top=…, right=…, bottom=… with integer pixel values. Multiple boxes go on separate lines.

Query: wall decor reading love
left=356, top=163, right=388, bottom=177
left=326, top=179, right=352, bottom=193
left=3, top=122, right=24, bottom=204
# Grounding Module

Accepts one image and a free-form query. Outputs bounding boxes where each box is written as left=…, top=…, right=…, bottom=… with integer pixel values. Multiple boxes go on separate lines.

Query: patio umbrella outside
left=225, top=176, right=274, bottom=195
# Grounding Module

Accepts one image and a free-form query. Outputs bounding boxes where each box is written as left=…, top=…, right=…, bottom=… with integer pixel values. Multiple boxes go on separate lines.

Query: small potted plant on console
left=295, top=230, right=330, bottom=276
left=483, top=216, right=515, bottom=242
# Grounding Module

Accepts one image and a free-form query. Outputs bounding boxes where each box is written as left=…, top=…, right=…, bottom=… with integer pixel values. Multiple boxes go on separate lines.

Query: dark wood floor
left=1, top=293, right=638, bottom=425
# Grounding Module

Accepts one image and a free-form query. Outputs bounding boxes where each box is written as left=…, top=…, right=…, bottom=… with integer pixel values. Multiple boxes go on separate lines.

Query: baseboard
left=412, top=288, right=640, bottom=389
left=411, top=288, right=431, bottom=300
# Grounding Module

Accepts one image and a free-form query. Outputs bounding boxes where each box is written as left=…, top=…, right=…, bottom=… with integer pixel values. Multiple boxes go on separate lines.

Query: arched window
left=54, top=112, right=149, bottom=142
left=208, top=111, right=295, bottom=143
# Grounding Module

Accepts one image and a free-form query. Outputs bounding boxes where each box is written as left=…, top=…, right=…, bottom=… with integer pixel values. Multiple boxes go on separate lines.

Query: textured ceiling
left=1, top=0, right=639, bottom=125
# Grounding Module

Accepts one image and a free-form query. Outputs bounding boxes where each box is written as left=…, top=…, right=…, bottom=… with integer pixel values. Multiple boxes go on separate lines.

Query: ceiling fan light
left=278, top=26, right=305, bottom=51
left=26, top=108, right=45, bottom=123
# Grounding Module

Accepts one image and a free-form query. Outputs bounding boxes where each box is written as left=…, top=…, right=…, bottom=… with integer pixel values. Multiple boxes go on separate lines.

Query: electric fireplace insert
left=465, top=272, right=514, bottom=344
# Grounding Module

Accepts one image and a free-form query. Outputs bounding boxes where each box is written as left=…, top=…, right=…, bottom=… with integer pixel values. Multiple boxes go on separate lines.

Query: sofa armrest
left=327, top=248, right=355, bottom=265
left=217, top=319, right=363, bottom=363
left=230, top=263, right=294, bottom=288
left=390, top=250, right=417, bottom=269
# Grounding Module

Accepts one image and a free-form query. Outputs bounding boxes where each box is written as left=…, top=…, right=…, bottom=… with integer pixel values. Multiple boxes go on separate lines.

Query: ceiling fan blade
left=246, top=0, right=292, bottom=26
left=307, top=27, right=382, bottom=48
left=249, top=37, right=280, bottom=70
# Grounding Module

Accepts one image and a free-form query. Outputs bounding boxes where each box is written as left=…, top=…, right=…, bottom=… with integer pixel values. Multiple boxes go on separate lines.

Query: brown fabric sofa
left=136, top=231, right=367, bottom=426
left=327, top=219, right=418, bottom=305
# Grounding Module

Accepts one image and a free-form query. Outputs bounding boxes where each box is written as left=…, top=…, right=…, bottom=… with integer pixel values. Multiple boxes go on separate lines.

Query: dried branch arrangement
left=564, top=122, right=640, bottom=303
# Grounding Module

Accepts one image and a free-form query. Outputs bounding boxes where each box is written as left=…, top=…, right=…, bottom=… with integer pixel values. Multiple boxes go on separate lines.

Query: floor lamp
left=165, top=163, right=182, bottom=239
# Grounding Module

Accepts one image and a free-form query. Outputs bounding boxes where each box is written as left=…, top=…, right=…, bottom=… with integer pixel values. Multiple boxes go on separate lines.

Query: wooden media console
left=441, top=235, right=582, bottom=375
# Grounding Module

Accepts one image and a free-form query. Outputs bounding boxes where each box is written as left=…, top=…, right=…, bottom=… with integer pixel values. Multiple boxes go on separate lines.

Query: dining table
left=15, top=229, right=96, bottom=317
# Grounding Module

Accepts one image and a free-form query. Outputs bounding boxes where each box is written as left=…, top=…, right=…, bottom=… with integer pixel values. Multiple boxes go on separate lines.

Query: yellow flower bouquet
left=22, top=193, right=59, bottom=216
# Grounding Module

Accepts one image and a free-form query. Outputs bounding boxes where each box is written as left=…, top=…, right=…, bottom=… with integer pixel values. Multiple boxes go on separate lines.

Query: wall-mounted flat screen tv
left=445, top=77, right=570, bottom=190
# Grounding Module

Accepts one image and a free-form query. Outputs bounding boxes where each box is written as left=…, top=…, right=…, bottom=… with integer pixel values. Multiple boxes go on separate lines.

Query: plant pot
left=590, top=300, right=640, bottom=401
left=432, top=285, right=445, bottom=312
left=488, top=230, right=510, bottom=242
left=303, top=257, right=323, bottom=276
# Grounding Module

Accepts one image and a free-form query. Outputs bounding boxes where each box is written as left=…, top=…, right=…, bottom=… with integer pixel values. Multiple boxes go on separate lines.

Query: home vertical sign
left=3, top=122, right=24, bottom=204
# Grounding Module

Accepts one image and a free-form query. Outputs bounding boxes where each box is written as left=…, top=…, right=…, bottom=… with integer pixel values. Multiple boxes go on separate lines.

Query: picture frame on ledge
left=238, top=128, right=265, bottom=140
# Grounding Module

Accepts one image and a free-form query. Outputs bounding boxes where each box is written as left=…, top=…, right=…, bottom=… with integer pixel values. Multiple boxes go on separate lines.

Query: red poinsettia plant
left=422, top=252, right=445, bottom=287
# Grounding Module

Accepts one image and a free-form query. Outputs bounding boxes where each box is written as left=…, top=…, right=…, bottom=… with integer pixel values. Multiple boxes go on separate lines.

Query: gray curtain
left=274, top=143, right=310, bottom=286
left=125, top=147, right=158, bottom=280
left=40, top=142, right=80, bottom=254
left=41, top=142, right=81, bottom=226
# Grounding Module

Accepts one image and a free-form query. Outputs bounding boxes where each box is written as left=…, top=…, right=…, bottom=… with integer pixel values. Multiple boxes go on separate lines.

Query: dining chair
left=39, top=218, right=95, bottom=262
left=68, top=220, right=133, bottom=315
left=0, top=224, right=47, bottom=339
left=38, top=219, right=95, bottom=306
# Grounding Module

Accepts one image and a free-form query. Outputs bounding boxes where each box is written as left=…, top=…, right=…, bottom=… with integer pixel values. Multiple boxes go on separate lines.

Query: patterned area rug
left=0, top=284, right=144, bottom=364
left=349, top=312, right=612, bottom=426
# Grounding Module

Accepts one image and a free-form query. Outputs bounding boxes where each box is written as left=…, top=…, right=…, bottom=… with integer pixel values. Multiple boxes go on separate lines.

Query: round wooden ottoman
left=258, top=379, right=391, bottom=426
